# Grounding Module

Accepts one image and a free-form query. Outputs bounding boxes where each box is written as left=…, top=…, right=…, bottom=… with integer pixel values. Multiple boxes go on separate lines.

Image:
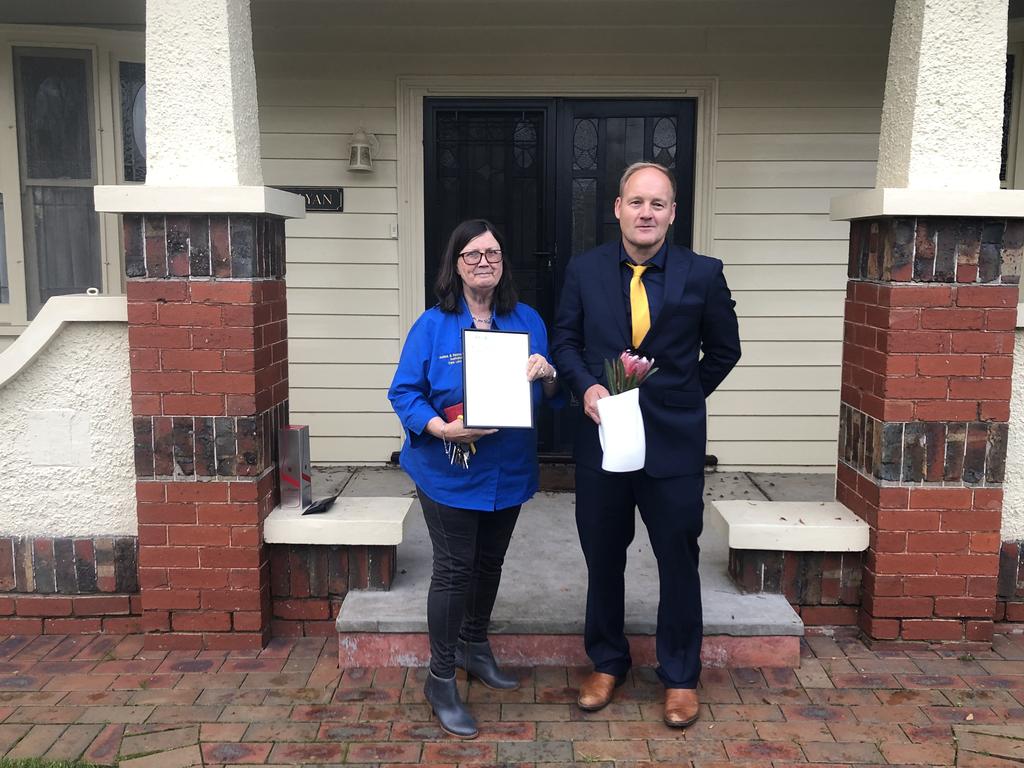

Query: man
left=551, top=162, right=740, bottom=727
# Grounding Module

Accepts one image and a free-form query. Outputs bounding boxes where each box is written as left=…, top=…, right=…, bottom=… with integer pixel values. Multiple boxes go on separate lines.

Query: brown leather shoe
left=577, top=671, right=626, bottom=712
left=664, top=687, right=699, bottom=728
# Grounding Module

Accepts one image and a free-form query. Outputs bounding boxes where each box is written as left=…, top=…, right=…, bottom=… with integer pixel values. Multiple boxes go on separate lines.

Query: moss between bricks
left=0, top=760, right=99, bottom=768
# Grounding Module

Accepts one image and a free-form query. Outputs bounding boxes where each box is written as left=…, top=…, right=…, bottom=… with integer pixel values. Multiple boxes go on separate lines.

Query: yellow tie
left=628, top=263, right=650, bottom=349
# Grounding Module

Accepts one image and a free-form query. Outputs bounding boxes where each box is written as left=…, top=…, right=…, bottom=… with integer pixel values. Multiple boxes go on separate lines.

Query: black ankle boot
left=455, top=639, right=520, bottom=690
left=423, top=671, right=478, bottom=739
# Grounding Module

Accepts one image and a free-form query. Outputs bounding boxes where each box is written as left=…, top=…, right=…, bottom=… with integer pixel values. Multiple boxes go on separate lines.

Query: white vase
left=597, top=388, right=646, bottom=472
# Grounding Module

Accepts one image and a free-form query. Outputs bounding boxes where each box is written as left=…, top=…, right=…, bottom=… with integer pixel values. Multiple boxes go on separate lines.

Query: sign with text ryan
left=276, top=187, right=344, bottom=212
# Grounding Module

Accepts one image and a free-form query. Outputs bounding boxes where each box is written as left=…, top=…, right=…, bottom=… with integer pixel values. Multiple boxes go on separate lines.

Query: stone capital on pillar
left=95, top=187, right=306, bottom=220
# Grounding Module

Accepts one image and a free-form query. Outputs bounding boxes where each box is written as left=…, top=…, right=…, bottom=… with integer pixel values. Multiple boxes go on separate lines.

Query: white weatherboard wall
left=252, top=0, right=894, bottom=469
left=0, top=296, right=134, bottom=536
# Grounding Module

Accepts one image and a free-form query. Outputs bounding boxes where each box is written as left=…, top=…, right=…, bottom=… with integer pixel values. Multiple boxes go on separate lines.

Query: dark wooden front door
left=424, top=98, right=697, bottom=457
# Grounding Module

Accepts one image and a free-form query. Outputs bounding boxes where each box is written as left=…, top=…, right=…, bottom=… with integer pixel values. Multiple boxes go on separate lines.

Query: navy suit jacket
left=551, top=241, right=741, bottom=477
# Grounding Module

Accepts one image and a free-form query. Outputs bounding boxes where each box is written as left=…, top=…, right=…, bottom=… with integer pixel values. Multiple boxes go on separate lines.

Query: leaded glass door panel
left=424, top=100, right=560, bottom=453
left=552, top=100, right=696, bottom=458
left=424, top=102, right=555, bottom=320
left=556, top=99, right=696, bottom=272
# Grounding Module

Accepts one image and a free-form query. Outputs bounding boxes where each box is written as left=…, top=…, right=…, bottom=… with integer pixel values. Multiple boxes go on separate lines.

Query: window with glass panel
left=119, top=61, right=146, bottom=182
left=13, top=47, right=102, bottom=319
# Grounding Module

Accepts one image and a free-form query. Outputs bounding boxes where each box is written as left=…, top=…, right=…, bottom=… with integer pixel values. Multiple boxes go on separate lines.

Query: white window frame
left=0, top=24, right=143, bottom=330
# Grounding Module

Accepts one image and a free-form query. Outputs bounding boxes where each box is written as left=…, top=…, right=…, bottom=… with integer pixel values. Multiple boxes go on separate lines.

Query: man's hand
left=583, top=383, right=610, bottom=424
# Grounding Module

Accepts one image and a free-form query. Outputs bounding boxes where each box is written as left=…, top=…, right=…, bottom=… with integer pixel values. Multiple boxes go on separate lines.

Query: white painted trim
left=1017, top=302, right=1024, bottom=329
left=0, top=294, right=127, bottom=391
left=830, top=187, right=1024, bottom=220
left=712, top=500, right=870, bottom=552
left=263, top=496, right=412, bottom=545
left=94, top=185, right=306, bottom=219
left=396, top=75, right=718, bottom=340
left=0, top=24, right=142, bottom=47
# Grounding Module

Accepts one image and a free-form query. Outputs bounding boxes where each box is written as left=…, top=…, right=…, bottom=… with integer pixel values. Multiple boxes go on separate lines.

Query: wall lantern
left=348, top=127, right=379, bottom=172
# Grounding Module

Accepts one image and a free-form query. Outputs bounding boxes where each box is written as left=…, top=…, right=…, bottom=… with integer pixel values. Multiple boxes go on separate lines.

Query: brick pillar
left=838, top=217, right=1021, bottom=644
left=127, top=214, right=288, bottom=650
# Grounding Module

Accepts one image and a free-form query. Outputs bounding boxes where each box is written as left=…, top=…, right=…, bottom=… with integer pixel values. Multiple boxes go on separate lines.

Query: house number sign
left=278, top=187, right=344, bottom=212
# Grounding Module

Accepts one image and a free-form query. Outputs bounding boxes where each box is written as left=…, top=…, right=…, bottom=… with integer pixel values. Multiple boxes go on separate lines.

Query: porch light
left=348, top=127, right=379, bottom=172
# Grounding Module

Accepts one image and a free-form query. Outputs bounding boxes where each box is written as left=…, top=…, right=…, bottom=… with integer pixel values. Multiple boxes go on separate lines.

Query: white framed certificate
left=462, top=328, right=533, bottom=429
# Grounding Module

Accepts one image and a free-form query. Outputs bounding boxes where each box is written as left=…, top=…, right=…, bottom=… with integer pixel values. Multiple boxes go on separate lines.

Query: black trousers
left=575, top=464, right=705, bottom=688
left=417, top=487, right=521, bottom=679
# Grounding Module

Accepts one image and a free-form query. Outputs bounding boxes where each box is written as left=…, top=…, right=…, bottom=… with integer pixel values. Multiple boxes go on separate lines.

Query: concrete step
left=333, top=469, right=818, bottom=669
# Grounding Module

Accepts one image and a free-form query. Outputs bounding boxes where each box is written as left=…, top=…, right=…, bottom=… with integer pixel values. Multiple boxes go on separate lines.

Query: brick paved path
left=0, top=632, right=1020, bottom=766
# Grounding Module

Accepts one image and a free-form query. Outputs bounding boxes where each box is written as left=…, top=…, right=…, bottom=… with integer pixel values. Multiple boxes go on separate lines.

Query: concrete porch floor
left=316, top=466, right=836, bottom=668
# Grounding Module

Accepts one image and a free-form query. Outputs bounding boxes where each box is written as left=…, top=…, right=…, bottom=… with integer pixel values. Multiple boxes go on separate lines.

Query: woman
left=388, top=219, right=561, bottom=739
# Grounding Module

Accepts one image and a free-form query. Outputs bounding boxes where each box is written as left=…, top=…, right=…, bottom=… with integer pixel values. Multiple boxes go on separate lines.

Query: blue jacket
left=389, top=299, right=563, bottom=511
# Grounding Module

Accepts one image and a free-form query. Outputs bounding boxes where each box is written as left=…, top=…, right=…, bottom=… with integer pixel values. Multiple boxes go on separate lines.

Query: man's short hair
left=618, top=162, right=677, bottom=202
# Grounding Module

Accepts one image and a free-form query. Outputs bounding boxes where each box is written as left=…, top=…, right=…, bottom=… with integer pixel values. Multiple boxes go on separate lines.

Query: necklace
left=472, top=313, right=493, bottom=325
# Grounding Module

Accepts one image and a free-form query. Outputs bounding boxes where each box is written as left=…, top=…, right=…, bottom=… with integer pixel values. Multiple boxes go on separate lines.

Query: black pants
left=417, top=487, right=521, bottom=679
left=575, top=465, right=705, bottom=688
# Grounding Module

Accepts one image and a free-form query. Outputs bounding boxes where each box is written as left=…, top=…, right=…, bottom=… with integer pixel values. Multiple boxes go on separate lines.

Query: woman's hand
left=526, top=353, right=556, bottom=383
left=434, top=417, right=497, bottom=444
left=426, top=415, right=494, bottom=443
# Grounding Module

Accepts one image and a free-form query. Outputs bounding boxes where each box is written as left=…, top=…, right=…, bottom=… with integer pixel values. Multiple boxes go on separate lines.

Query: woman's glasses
left=459, top=248, right=503, bottom=265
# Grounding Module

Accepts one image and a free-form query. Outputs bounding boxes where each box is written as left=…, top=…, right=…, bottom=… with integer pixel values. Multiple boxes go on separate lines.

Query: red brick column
left=125, top=214, right=288, bottom=650
left=838, top=217, right=1021, bottom=644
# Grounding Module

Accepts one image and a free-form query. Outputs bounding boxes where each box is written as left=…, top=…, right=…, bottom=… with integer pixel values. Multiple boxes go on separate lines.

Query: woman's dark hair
left=434, top=219, right=518, bottom=315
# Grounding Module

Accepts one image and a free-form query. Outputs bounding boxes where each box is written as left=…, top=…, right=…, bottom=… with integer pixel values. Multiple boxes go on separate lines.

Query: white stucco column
left=95, top=0, right=300, bottom=222
left=833, top=0, right=1024, bottom=219
left=876, top=0, right=1006, bottom=191
left=145, top=0, right=263, bottom=187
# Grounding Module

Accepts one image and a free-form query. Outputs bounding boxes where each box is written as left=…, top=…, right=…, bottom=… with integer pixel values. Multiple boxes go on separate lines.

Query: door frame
left=396, top=75, right=718, bottom=341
